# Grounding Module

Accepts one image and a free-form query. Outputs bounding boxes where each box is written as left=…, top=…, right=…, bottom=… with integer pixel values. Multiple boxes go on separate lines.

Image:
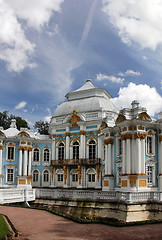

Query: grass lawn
left=0, top=214, right=11, bottom=239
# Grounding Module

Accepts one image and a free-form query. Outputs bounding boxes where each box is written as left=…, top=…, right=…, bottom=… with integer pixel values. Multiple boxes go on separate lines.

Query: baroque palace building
left=0, top=79, right=162, bottom=193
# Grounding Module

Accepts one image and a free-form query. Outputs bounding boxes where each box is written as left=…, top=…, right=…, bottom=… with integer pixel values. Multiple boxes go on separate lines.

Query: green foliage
left=0, top=111, right=29, bottom=130
left=34, top=120, right=49, bottom=135
left=0, top=215, right=11, bottom=239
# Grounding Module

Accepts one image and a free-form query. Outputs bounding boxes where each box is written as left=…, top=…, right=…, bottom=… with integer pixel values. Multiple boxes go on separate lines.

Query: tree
left=0, top=111, right=29, bottom=130
left=34, top=120, right=49, bottom=135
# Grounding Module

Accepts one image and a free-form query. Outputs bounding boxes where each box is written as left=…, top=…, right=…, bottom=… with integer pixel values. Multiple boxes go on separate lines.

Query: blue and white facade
left=0, top=79, right=162, bottom=193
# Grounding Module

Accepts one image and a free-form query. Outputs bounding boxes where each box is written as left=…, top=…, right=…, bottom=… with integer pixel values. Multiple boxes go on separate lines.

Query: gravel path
left=0, top=206, right=162, bottom=240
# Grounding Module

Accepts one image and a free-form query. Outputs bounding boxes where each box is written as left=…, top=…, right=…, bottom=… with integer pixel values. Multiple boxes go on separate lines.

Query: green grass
left=0, top=214, right=11, bottom=239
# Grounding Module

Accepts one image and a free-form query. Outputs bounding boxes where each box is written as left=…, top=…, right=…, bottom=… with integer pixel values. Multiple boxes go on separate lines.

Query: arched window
left=89, top=140, right=96, bottom=159
left=44, top=149, right=50, bottom=162
left=117, top=138, right=122, bottom=156
left=146, top=136, right=154, bottom=154
left=58, top=142, right=64, bottom=160
left=33, top=170, right=39, bottom=182
left=43, top=170, right=49, bottom=182
left=73, top=141, right=79, bottom=159
left=33, top=148, right=39, bottom=162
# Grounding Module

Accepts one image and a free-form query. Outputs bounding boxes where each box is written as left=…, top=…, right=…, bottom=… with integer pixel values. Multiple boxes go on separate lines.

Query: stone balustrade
left=0, top=188, right=36, bottom=204
left=35, top=188, right=162, bottom=203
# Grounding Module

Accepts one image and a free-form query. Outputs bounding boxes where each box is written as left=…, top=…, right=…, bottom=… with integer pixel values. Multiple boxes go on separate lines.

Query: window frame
left=73, top=141, right=79, bottom=159
left=89, top=140, right=96, bottom=159
left=6, top=143, right=15, bottom=162
left=58, top=142, right=64, bottom=160
left=33, top=147, right=40, bottom=165
left=5, top=165, right=15, bottom=184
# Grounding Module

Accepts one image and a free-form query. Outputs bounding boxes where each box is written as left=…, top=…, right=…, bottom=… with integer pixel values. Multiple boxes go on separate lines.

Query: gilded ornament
left=18, top=131, right=30, bottom=137
left=117, top=132, right=122, bottom=138
left=8, top=142, right=14, bottom=146
left=138, top=125, right=144, bottom=130
left=50, top=166, right=54, bottom=181
left=147, top=130, right=154, bottom=136
left=0, top=145, right=4, bottom=150
left=51, top=134, right=56, bottom=138
left=122, top=127, right=127, bottom=132
left=100, top=121, right=107, bottom=129
left=138, top=112, right=151, bottom=121
left=129, top=176, right=137, bottom=188
left=68, top=109, right=80, bottom=128
left=121, top=180, right=127, bottom=187
left=139, top=180, right=146, bottom=187
left=105, top=133, right=109, bottom=137
left=77, top=165, right=82, bottom=185
left=125, top=133, right=132, bottom=140
left=159, top=135, right=162, bottom=142
left=63, top=166, right=67, bottom=184
left=128, top=126, right=133, bottom=131
left=96, top=164, right=100, bottom=182
left=79, top=130, right=86, bottom=135
left=28, top=147, right=33, bottom=152
left=65, top=132, right=70, bottom=137
left=23, top=146, right=28, bottom=151
left=21, top=141, right=26, bottom=144
left=19, top=146, right=23, bottom=150
left=97, top=129, right=101, bottom=134
left=110, top=132, right=114, bottom=137
left=104, top=180, right=109, bottom=187
left=115, top=114, right=126, bottom=124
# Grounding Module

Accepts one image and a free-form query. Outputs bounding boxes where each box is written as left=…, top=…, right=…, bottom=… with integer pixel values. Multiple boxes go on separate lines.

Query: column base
left=102, top=175, right=114, bottom=191
left=17, top=176, right=32, bottom=189
left=121, top=174, right=148, bottom=191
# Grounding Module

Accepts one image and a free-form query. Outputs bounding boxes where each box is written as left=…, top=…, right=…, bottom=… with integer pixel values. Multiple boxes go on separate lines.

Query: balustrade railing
left=35, top=188, right=162, bottom=203
left=51, top=158, right=101, bottom=166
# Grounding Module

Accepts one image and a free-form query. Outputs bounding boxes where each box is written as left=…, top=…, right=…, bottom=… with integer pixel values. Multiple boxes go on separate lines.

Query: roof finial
left=86, top=72, right=92, bottom=82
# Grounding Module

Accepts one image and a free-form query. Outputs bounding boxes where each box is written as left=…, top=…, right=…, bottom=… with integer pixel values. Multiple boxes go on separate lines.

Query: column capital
left=0, top=145, right=4, bottom=150
left=134, top=132, right=146, bottom=140
left=79, top=130, right=86, bottom=135
left=51, top=134, right=56, bottom=139
left=28, top=147, right=33, bottom=151
left=19, top=146, right=23, bottom=150
left=104, top=138, right=113, bottom=145
left=65, top=132, right=70, bottom=137
left=23, top=146, right=28, bottom=151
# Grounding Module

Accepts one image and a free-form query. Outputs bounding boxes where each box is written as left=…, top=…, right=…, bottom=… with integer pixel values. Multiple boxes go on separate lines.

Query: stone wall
left=32, top=198, right=162, bottom=225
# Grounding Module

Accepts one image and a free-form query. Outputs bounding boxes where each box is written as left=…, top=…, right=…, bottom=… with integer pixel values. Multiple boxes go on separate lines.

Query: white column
left=28, top=148, right=32, bottom=176
left=98, top=137, right=102, bottom=159
left=65, top=133, right=70, bottom=160
left=0, top=147, right=3, bottom=176
left=141, top=138, right=145, bottom=174
left=126, top=139, right=131, bottom=174
left=18, top=147, right=23, bottom=176
left=105, top=143, right=108, bottom=175
left=52, top=137, right=56, bottom=160
left=132, top=139, right=136, bottom=174
left=159, top=137, right=162, bottom=174
left=136, top=138, right=141, bottom=174
left=23, top=147, right=28, bottom=176
left=122, top=139, right=126, bottom=174
left=107, top=143, right=112, bottom=175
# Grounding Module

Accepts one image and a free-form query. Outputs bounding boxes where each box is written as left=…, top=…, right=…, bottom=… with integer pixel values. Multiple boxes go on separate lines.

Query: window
left=58, top=142, right=64, bottom=160
left=86, top=113, right=98, bottom=119
left=33, top=148, right=39, bottom=162
left=33, top=170, right=39, bottom=182
left=117, top=167, right=122, bottom=186
left=58, top=173, right=63, bottom=182
left=147, top=136, right=153, bottom=154
left=7, top=146, right=14, bottom=160
left=7, top=169, right=14, bottom=183
left=44, top=149, right=50, bottom=162
left=147, top=166, right=153, bottom=184
left=72, top=173, right=78, bottom=182
left=88, top=173, right=95, bottom=182
left=89, top=140, right=96, bottom=159
left=117, top=138, right=122, bottom=156
left=73, top=141, right=79, bottom=159
left=43, top=170, right=49, bottom=182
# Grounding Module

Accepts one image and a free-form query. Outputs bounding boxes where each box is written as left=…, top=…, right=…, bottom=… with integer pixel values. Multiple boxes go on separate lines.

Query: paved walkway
left=0, top=206, right=162, bottom=240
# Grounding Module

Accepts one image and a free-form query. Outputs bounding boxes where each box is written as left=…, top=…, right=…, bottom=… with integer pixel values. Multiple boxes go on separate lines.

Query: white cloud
left=7, top=0, right=64, bottom=30
left=102, top=0, right=162, bottom=50
left=96, top=73, right=124, bottom=84
left=44, top=115, right=51, bottom=123
left=111, top=82, right=162, bottom=117
left=15, top=101, right=27, bottom=109
left=0, top=0, right=64, bottom=72
left=118, top=70, right=141, bottom=77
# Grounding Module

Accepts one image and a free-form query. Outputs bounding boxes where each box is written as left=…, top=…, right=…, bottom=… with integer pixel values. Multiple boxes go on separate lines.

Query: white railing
left=0, top=188, right=36, bottom=204
left=35, top=188, right=162, bottom=203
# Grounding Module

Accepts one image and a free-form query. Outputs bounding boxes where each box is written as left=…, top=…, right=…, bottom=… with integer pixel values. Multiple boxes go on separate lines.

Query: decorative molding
left=63, top=166, right=67, bottom=184
left=97, top=129, right=101, bottom=134
left=138, top=112, right=151, bottom=121
left=129, top=176, right=137, bottom=188
left=104, top=138, right=113, bottom=145
left=134, top=132, right=147, bottom=140
left=139, top=180, right=146, bottom=187
left=77, top=165, right=82, bottom=185
left=116, top=114, right=126, bottom=124
left=65, top=132, right=70, bottom=137
left=121, top=180, right=127, bottom=187
left=138, top=125, right=144, bottom=130
left=159, top=135, right=162, bottom=142
left=79, top=130, right=86, bottom=135
left=0, top=145, right=4, bottom=150
left=96, top=164, right=100, bottom=182
left=104, top=180, right=109, bottom=187
left=68, top=109, right=80, bottom=128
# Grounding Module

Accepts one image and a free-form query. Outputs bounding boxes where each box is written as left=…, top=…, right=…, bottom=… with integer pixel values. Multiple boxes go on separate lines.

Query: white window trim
left=5, top=164, right=15, bottom=185
left=6, top=142, right=16, bottom=162
left=42, top=169, right=51, bottom=185
left=145, top=159, right=156, bottom=186
left=32, top=147, right=41, bottom=166
left=32, top=169, right=40, bottom=185
left=42, top=147, right=51, bottom=166
left=146, top=134, right=155, bottom=156
left=87, top=139, right=97, bottom=159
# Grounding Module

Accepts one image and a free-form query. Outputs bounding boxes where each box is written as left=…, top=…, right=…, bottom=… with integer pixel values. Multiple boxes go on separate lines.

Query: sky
left=0, top=0, right=162, bottom=128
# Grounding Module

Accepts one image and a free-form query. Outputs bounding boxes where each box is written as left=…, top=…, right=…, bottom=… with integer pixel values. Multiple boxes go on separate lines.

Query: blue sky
left=0, top=0, right=162, bottom=127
